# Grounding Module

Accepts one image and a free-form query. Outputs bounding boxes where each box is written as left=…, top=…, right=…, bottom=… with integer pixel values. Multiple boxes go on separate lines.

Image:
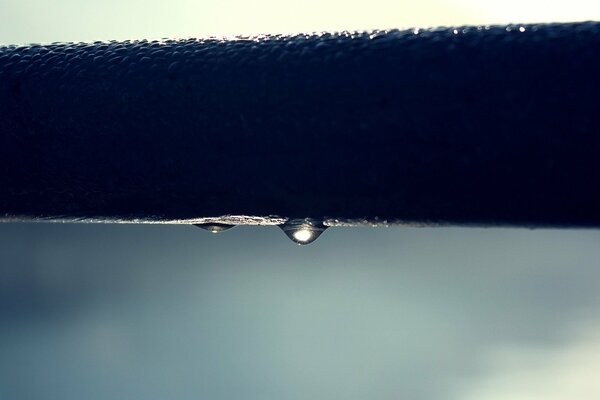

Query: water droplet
left=280, top=219, right=327, bottom=245
left=194, top=223, right=235, bottom=233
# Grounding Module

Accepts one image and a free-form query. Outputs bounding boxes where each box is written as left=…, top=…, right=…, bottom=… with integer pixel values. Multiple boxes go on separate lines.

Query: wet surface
left=1, top=22, right=600, bottom=226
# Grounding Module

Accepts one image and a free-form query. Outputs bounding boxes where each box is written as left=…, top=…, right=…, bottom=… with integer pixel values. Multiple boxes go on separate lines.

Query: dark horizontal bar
left=1, top=22, right=600, bottom=227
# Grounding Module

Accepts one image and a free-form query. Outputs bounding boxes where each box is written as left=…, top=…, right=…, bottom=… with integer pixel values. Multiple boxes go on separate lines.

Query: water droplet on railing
left=279, top=219, right=327, bottom=245
left=194, top=223, right=235, bottom=233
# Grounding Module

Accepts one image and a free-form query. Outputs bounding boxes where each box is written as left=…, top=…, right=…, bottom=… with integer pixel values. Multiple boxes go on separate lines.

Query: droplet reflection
left=280, top=219, right=327, bottom=245
left=194, top=223, right=235, bottom=234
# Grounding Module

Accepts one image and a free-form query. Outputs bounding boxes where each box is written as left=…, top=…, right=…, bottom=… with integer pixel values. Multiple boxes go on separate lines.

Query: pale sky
left=0, top=0, right=599, bottom=43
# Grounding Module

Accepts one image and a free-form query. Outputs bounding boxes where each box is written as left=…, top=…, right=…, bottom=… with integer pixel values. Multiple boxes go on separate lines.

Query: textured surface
left=1, top=22, right=600, bottom=226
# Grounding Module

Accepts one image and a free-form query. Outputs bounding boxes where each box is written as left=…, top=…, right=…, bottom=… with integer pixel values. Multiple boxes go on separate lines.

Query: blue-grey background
left=1, top=0, right=600, bottom=398
left=1, top=224, right=600, bottom=399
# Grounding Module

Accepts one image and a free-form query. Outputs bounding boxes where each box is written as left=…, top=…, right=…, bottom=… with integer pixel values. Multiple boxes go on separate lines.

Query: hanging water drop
left=194, top=223, right=235, bottom=233
left=279, top=219, right=327, bottom=245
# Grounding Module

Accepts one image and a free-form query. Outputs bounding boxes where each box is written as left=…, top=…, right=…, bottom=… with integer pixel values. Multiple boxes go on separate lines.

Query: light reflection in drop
left=194, top=223, right=235, bottom=233
left=280, top=219, right=327, bottom=245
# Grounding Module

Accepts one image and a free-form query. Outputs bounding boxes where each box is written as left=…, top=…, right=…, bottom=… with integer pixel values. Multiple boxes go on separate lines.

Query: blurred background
left=1, top=1, right=600, bottom=399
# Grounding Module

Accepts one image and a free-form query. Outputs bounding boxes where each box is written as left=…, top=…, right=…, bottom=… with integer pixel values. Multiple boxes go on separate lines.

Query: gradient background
left=1, top=1, right=600, bottom=399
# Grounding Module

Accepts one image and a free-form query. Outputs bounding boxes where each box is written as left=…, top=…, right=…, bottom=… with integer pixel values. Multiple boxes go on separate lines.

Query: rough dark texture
left=1, top=22, right=600, bottom=227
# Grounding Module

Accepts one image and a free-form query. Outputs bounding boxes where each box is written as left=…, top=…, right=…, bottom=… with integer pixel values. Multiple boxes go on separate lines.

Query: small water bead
left=194, top=223, right=235, bottom=233
left=279, top=219, right=327, bottom=245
